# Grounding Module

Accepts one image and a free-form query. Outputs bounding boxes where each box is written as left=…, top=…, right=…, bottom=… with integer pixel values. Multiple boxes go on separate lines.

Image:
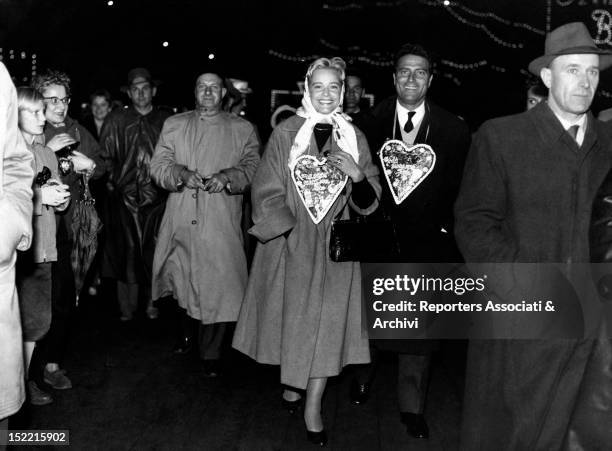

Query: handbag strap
left=333, top=179, right=389, bottom=221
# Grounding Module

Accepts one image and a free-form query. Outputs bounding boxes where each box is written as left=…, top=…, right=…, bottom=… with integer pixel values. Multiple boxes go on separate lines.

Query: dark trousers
left=354, top=346, right=431, bottom=414
left=397, top=353, right=431, bottom=413
left=30, top=243, right=75, bottom=382
left=179, top=309, right=228, bottom=360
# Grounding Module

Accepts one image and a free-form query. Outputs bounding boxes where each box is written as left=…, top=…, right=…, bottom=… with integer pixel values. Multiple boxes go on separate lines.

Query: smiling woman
left=233, top=56, right=382, bottom=447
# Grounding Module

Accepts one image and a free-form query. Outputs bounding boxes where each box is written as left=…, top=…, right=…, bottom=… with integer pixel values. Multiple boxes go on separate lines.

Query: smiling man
left=355, top=43, right=471, bottom=440
left=455, top=22, right=612, bottom=449
left=150, top=72, right=260, bottom=376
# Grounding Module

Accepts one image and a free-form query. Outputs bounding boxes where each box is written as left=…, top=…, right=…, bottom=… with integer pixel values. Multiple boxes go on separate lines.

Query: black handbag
left=329, top=195, right=399, bottom=262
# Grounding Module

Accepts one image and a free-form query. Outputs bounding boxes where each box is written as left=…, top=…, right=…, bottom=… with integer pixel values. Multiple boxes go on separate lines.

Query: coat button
left=192, top=220, right=197, bottom=225
left=192, top=193, right=197, bottom=199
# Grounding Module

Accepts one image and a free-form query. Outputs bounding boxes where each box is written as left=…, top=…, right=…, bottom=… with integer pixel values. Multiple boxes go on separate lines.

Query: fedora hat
left=228, top=78, right=253, bottom=94
left=528, top=22, right=612, bottom=75
left=120, top=67, right=161, bottom=93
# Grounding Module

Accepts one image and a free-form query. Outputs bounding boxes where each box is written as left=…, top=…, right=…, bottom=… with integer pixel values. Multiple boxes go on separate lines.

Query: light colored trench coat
left=150, top=111, right=260, bottom=324
left=0, top=63, right=33, bottom=419
left=233, top=116, right=380, bottom=389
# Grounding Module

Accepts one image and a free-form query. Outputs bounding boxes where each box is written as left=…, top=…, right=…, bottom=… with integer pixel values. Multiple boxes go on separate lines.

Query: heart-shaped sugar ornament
left=379, top=140, right=436, bottom=205
left=291, top=155, right=348, bottom=224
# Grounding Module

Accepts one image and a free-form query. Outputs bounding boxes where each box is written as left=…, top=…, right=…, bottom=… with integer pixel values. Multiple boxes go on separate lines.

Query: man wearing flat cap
left=455, top=22, right=612, bottom=449
left=100, top=67, right=171, bottom=320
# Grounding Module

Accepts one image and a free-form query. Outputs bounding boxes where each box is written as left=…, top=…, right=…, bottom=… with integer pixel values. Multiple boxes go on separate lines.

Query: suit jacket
left=367, top=96, right=471, bottom=261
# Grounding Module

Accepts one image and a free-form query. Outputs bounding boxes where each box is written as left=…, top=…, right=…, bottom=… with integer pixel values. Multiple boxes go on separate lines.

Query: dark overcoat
left=99, top=106, right=170, bottom=283
left=455, top=101, right=612, bottom=450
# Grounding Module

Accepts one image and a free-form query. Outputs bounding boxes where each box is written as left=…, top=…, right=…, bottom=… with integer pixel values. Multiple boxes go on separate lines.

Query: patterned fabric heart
left=291, top=155, right=348, bottom=224
left=378, top=139, right=436, bottom=205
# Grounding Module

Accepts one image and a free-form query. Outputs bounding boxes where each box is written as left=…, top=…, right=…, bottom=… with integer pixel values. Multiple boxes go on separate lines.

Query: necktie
left=404, top=111, right=416, bottom=133
left=567, top=125, right=579, bottom=143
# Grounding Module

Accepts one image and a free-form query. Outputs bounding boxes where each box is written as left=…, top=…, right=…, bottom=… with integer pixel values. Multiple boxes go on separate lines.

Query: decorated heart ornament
left=291, top=155, right=348, bottom=224
left=379, top=140, right=436, bottom=205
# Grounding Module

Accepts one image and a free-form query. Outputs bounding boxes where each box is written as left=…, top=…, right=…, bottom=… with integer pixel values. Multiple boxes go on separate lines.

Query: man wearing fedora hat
left=455, top=22, right=612, bottom=449
left=99, top=67, right=171, bottom=321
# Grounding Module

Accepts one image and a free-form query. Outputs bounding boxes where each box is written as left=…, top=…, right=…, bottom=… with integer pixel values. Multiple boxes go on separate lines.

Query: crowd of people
left=2, top=20, right=612, bottom=449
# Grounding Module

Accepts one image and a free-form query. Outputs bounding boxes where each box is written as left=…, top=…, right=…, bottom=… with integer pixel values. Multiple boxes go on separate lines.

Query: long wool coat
left=455, top=101, right=612, bottom=450
left=150, top=111, right=260, bottom=324
left=0, top=63, right=33, bottom=419
left=232, top=115, right=380, bottom=390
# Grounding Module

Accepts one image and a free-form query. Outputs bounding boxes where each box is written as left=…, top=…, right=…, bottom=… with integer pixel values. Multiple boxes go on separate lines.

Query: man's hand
left=202, top=172, right=229, bottom=193
left=181, top=168, right=207, bottom=190
left=71, top=151, right=96, bottom=174
left=46, top=133, right=77, bottom=152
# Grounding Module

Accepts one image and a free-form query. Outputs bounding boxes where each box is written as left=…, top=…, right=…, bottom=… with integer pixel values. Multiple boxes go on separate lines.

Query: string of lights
left=440, top=3, right=524, bottom=49
left=419, top=0, right=545, bottom=35
left=323, top=0, right=543, bottom=37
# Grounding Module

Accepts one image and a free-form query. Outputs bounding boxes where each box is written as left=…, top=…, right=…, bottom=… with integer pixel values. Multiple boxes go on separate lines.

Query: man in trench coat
left=150, top=72, right=260, bottom=375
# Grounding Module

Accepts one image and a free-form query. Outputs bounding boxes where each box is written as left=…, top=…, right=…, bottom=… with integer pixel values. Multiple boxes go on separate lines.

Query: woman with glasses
left=28, top=70, right=104, bottom=394
left=15, top=86, right=70, bottom=406
left=233, top=57, right=380, bottom=446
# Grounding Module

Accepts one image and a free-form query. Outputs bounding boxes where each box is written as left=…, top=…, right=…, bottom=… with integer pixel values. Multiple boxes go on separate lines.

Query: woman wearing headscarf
left=233, top=57, right=380, bottom=445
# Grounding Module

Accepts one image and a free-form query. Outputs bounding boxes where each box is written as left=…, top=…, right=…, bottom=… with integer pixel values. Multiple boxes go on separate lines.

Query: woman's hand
left=71, top=151, right=96, bottom=174
left=326, top=150, right=365, bottom=182
left=46, top=133, right=77, bottom=152
left=41, top=183, right=70, bottom=207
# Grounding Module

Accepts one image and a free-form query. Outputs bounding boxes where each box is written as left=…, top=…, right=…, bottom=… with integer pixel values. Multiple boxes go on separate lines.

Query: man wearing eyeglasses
left=354, top=43, right=471, bottom=440
left=29, top=69, right=104, bottom=393
left=99, top=68, right=170, bottom=322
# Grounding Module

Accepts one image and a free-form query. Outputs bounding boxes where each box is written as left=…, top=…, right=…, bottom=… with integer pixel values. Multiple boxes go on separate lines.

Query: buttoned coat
left=232, top=115, right=380, bottom=390
left=455, top=101, right=612, bottom=450
left=150, top=111, right=260, bottom=324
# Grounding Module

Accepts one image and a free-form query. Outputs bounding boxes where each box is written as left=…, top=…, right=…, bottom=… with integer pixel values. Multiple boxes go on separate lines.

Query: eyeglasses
left=43, top=96, right=71, bottom=106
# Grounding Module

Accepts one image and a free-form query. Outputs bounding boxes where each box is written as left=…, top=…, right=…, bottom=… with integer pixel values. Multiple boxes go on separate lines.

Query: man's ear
left=152, top=86, right=157, bottom=97
left=222, top=87, right=227, bottom=98
left=428, top=74, right=433, bottom=88
left=540, top=67, right=552, bottom=89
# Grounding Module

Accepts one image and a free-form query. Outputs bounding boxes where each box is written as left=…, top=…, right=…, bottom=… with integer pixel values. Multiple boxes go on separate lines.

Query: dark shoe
left=306, top=429, right=328, bottom=447
left=43, top=368, right=72, bottom=390
left=28, top=381, right=53, bottom=406
left=202, top=359, right=221, bottom=377
left=146, top=305, right=159, bottom=319
left=281, top=396, right=303, bottom=414
left=173, top=337, right=193, bottom=355
left=349, top=379, right=370, bottom=405
left=400, top=413, right=429, bottom=439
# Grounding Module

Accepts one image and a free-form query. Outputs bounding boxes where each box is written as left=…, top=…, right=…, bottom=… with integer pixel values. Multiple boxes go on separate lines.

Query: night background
left=2, top=0, right=612, bottom=135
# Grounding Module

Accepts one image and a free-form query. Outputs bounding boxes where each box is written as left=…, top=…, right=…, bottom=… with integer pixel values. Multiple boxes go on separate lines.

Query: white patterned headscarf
left=288, top=58, right=360, bottom=169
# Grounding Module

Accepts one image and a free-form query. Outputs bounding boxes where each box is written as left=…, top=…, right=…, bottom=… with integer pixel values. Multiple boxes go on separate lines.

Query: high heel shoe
left=281, top=396, right=303, bottom=414
left=306, top=429, right=328, bottom=447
